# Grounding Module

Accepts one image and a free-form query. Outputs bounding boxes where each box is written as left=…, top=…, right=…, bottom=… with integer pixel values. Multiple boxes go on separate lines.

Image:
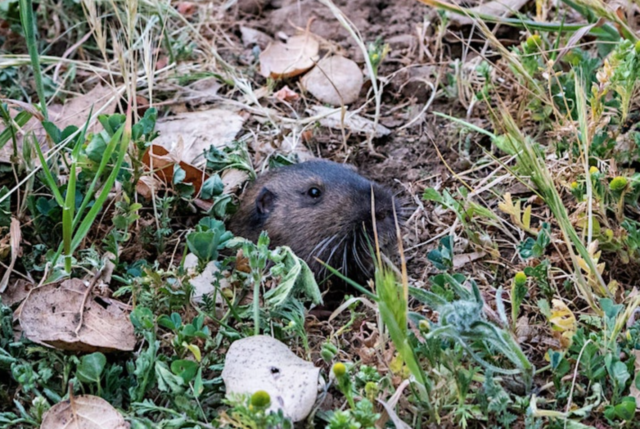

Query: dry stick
left=52, top=31, right=94, bottom=83
left=398, top=80, right=438, bottom=131
left=370, top=185, right=382, bottom=268
left=0, top=260, right=32, bottom=283
left=429, top=135, right=474, bottom=192
left=564, top=339, right=593, bottom=427
left=68, top=381, right=78, bottom=422
left=393, top=202, right=409, bottom=302
left=74, top=264, right=107, bottom=336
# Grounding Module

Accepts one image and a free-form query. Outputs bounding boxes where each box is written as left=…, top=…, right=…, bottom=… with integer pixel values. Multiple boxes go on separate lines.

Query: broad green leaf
left=201, top=174, right=224, bottom=199
left=77, top=352, right=106, bottom=384
left=170, top=359, right=198, bottom=384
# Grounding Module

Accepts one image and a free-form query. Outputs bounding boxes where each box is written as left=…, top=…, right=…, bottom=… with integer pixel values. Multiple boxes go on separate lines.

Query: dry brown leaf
left=141, top=144, right=209, bottom=197
left=452, top=251, right=486, bottom=269
left=555, top=18, right=605, bottom=65
left=49, top=84, right=120, bottom=134
left=301, top=56, right=363, bottom=106
left=273, top=85, right=300, bottom=103
left=308, top=105, right=391, bottom=137
left=222, top=168, right=250, bottom=194
left=135, top=175, right=162, bottom=200
left=41, top=394, right=129, bottom=429
left=0, top=279, right=33, bottom=307
left=184, top=253, right=230, bottom=305
left=0, top=84, right=119, bottom=163
left=183, top=77, right=222, bottom=106
left=259, top=34, right=319, bottom=79
left=156, top=56, right=169, bottom=70
left=153, top=109, right=245, bottom=166
left=0, top=218, right=21, bottom=293
left=234, top=249, right=251, bottom=273
left=222, top=335, right=320, bottom=422
left=19, top=279, right=136, bottom=352
left=177, top=2, right=197, bottom=16
left=240, top=26, right=273, bottom=49
left=442, top=0, right=529, bottom=26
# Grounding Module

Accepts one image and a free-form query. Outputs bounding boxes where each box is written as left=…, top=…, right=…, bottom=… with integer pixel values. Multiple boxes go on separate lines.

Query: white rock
left=222, top=335, right=320, bottom=422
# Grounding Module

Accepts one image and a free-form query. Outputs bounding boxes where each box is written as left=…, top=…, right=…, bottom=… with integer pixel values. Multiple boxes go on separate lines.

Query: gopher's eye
left=307, top=187, right=322, bottom=198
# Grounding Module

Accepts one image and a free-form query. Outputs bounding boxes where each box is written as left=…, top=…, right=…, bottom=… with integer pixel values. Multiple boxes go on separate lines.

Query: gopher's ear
left=256, top=187, right=276, bottom=214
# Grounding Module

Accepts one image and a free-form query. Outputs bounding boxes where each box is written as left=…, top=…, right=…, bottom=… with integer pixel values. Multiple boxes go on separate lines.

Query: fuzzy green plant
left=411, top=273, right=534, bottom=392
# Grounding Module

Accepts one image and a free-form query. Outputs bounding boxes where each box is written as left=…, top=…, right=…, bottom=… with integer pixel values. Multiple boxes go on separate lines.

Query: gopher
left=228, top=160, right=399, bottom=287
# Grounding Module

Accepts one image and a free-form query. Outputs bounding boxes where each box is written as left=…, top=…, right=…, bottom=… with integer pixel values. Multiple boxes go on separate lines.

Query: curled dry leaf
left=301, top=56, right=363, bottom=106
left=177, top=1, right=197, bottom=16
left=259, top=34, right=320, bottom=79
left=377, top=379, right=413, bottom=429
left=240, top=26, right=273, bottom=49
left=183, top=77, right=222, bottom=106
left=273, top=85, right=300, bottom=103
left=221, top=335, right=320, bottom=422
left=19, top=279, right=136, bottom=352
left=153, top=109, right=246, bottom=167
left=41, top=395, right=129, bottom=429
left=0, top=217, right=21, bottom=293
left=452, top=251, right=486, bottom=269
left=436, top=0, right=530, bottom=26
left=251, top=133, right=315, bottom=165
left=0, top=279, right=33, bottom=307
left=222, top=168, right=250, bottom=194
left=308, top=105, right=391, bottom=138
left=156, top=55, right=169, bottom=70
left=135, top=175, right=161, bottom=200
left=141, top=144, right=209, bottom=197
left=184, top=253, right=230, bottom=304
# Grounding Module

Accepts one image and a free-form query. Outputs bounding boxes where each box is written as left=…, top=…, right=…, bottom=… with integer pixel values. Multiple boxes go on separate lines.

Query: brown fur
left=228, top=160, right=398, bottom=287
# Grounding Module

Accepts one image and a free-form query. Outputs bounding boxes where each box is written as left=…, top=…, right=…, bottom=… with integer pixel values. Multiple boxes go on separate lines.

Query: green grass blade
left=416, top=0, right=618, bottom=34
left=19, top=0, right=48, bottom=120
left=32, top=135, right=64, bottom=206
left=433, top=112, right=498, bottom=140
left=315, top=260, right=378, bottom=300
left=70, top=124, right=128, bottom=253
left=71, top=130, right=119, bottom=231
left=377, top=267, right=432, bottom=405
left=0, top=109, right=32, bottom=153
left=63, top=165, right=77, bottom=272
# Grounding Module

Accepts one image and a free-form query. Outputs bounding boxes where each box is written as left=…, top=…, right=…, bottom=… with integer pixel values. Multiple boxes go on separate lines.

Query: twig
left=74, top=265, right=107, bottom=336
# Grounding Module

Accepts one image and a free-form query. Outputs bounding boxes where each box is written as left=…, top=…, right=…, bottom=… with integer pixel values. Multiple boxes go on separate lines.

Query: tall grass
left=35, top=109, right=132, bottom=274
left=19, top=0, right=48, bottom=120
left=495, top=105, right=608, bottom=314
